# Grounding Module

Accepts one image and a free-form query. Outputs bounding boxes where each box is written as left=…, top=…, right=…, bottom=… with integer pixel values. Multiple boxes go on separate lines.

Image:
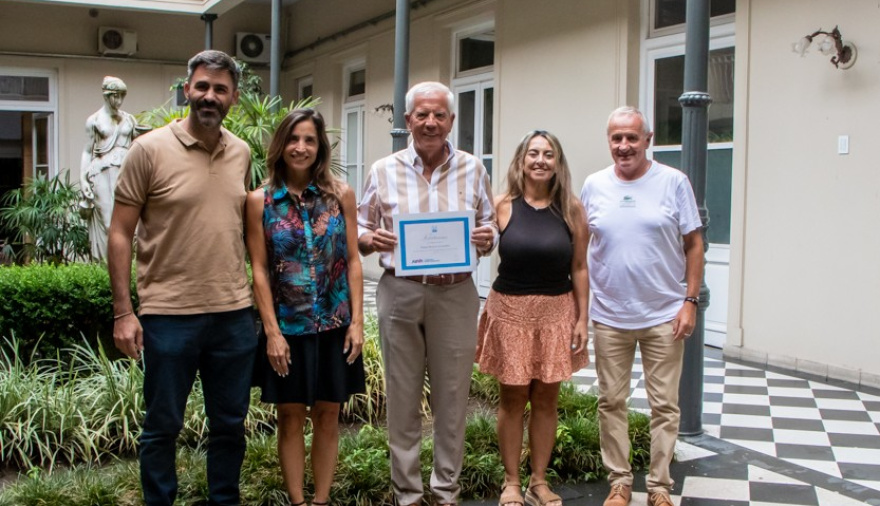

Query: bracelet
left=114, top=311, right=133, bottom=320
left=684, top=296, right=699, bottom=307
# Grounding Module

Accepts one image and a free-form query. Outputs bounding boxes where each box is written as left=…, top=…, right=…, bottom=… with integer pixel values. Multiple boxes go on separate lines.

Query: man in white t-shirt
left=580, top=106, right=704, bottom=506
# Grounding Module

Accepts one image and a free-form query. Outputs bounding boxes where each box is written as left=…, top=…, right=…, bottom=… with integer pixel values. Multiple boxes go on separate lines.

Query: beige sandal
left=500, top=480, right=524, bottom=506
left=524, top=477, right=562, bottom=506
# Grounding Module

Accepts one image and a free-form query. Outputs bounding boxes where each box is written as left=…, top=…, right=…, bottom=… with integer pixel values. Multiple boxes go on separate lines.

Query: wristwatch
left=684, top=296, right=700, bottom=307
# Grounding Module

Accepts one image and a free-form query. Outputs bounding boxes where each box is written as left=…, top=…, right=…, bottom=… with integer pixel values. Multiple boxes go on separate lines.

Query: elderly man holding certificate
left=357, top=81, right=497, bottom=506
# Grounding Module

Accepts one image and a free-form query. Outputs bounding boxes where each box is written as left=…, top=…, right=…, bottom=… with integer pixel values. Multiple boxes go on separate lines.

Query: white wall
left=726, top=0, right=880, bottom=386
left=495, top=0, right=638, bottom=192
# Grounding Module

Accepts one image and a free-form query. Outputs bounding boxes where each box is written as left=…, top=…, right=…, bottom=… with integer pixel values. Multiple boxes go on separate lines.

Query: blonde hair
left=503, top=130, right=578, bottom=231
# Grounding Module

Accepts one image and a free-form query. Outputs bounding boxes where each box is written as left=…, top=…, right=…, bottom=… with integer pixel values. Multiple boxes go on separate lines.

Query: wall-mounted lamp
left=792, top=26, right=857, bottom=70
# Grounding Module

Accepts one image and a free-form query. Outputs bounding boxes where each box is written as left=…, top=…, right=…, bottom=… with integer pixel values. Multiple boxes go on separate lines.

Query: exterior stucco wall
left=1, top=0, right=272, bottom=179
left=1, top=1, right=270, bottom=61
left=495, top=0, right=638, bottom=194
left=726, top=0, right=880, bottom=385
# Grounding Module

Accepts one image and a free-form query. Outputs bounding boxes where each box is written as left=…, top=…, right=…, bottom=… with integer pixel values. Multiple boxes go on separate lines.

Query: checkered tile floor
left=364, top=280, right=880, bottom=505
left=568, top=344, right=880, bottom=505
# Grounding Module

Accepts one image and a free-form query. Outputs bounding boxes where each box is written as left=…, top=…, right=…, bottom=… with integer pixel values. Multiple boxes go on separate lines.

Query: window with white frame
left=0, top=68, right=57, bottom=180
left=455, top=27, right=494, bottom=79
left=452, top=25, right=494, bottom=172
left=0, top=75, right=50, bottom=103
left=174, top=82, right=188, bottom=108
left=452, top=23, right=495, bottom=297
left=342, top=104, right=365, bottom=198
left=297, top=75, right=313, bottom=102
left=345, top=67, right=365, bottom=102
left=342, top=64, right=365, bottom=198
left=649, top=0, right=735, bottom=38
left=649, top=43, right=734, bottom=245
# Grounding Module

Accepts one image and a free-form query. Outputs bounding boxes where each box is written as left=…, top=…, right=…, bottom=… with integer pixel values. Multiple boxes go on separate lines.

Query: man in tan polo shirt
left=357, top=81, right=497, bottom=506
left=108, top=50, right=255, bottom=506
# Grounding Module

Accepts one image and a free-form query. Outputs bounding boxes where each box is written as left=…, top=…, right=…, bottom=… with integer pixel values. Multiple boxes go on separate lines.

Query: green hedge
left=0, top=263, right=136, bottom=358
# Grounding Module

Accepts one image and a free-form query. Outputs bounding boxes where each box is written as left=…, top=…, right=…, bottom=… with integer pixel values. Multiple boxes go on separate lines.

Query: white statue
left=80, top=76, right=140, bottom=261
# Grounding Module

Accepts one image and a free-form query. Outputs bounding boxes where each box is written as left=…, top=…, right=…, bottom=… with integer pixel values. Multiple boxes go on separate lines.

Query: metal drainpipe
left=677, top=0, right=712, bottom=437
left=270, top=0, right=282, bottom=110
left=201, top=13, right=217, bottom=50
left=391, top=0, right=411, bottom=152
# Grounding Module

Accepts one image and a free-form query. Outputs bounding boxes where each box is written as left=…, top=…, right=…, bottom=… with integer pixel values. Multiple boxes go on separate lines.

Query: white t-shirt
left=580, top=161, right=701, bottom=329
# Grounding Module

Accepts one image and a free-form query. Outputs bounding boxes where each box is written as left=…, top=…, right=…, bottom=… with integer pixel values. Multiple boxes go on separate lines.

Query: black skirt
left=253, top=325, right=366, bottom=405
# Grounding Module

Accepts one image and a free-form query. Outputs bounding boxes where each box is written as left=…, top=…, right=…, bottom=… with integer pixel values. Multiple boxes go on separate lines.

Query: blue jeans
left=139, top=307, right=257, bottom=506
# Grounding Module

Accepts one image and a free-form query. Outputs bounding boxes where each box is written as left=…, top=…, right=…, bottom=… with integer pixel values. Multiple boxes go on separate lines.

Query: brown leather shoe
left=646, top=490, right=674, bottom=506
left=603, top=483, right=631, bottom=506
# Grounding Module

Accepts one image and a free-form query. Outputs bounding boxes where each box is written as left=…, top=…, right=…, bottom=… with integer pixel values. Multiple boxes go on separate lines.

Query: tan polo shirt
left=115, top=120, right=253, bottom=315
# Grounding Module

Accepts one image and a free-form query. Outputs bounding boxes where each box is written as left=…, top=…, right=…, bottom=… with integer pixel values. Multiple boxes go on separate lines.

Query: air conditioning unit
left=236, top=32, right=271, bottom=64
left=98, top=27, right=137, bottom=56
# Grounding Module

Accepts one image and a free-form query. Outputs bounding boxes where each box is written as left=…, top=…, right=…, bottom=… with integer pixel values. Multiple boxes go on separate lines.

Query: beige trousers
left=377, top=272, right=479, bottom=505
left=593, top=321, right=683, bottom=493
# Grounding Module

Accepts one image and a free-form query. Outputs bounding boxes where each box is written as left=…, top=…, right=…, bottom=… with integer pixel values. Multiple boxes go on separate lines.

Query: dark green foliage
left=459, top=412, right=504, bottom=498
left=333, top=425, right=395, bottom=505
left=0, top=312, right=654, bottom=504
left=553, top=415, right=602, bottom=482
left=0, top=263, right=136, bottom=358
left=628, top=410, right=653, bottom=471
left=557, top=381, right=599, bottom=418
left=0, top=171, right=89, bottom=265
left=341, top=313, right=386, bottom=424
left=469, top=367, right=500, bottom=405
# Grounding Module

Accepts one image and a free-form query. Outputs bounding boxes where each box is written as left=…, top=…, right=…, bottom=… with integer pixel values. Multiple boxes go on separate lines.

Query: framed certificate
left=393, top=210, right=477, bottom=276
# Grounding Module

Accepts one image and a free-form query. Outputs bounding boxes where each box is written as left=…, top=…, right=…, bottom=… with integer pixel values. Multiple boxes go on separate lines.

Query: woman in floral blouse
left=246, top=108, right=365, bottom=506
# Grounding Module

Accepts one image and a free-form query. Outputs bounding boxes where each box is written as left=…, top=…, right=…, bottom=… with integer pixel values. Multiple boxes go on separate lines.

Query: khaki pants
left=377, top=272, right=479, bottom=505
left=593, top=321, right=683, bottom=493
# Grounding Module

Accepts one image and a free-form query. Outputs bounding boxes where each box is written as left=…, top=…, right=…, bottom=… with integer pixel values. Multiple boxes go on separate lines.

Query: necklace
left=523, top=196, right=550, bottom=211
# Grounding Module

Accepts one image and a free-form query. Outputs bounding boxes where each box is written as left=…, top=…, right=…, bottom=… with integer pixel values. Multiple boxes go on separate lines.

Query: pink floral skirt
left=476, top=290, right=589, bottom=386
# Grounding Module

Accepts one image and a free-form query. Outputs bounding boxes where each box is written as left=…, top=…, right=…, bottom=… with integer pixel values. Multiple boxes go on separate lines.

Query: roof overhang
left=10, top=0, right=246, bottom=16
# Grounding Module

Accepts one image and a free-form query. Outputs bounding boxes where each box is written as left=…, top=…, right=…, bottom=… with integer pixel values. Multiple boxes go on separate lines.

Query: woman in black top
left=476, top=130, right=589, bottom=506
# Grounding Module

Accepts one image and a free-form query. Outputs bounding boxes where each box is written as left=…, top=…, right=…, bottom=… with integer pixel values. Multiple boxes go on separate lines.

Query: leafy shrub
left=0, top=171, right=89, bottom=265
left=0, top=263, right=136, bottom=358
left=0, top=313, right=653, bottom=504
left=469, top=368, right=501, bottom=405
left=341, top=312, right=386, bottom=424
left=333, top=425, right=395, bottom=505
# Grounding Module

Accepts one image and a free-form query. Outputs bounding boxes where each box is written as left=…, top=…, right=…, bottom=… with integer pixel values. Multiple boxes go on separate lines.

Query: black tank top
left=492, top=197, right=573, bottom=295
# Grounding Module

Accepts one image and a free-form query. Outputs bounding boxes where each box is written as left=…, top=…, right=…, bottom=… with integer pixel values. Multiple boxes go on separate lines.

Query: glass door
left=647, top=41, right=734, bottom=347
left=454, top=78, right=494, bottom=297
left=31, top=112, right=52, bottom=179
left=342, top=104, right=365, bottom=199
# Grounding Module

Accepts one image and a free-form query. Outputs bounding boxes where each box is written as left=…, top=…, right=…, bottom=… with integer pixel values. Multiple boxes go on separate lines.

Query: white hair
left=405, top=81, right=455, bottom=114
left=607, top=106, right=652, bottom=134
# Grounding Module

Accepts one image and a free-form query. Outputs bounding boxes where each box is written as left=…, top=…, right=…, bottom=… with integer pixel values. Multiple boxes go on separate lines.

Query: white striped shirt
left=357, top=141, right=497, bottom=269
